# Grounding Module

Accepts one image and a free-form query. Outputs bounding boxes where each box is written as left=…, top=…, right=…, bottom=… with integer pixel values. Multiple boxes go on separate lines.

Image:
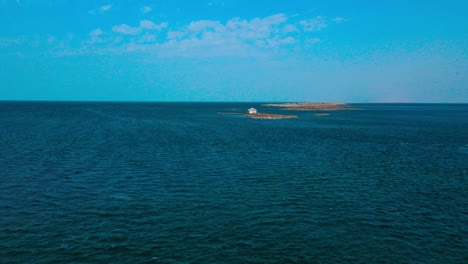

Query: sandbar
left=263, top=102, right=355, bottom=111
left=244, top=113, right=297, bottom=119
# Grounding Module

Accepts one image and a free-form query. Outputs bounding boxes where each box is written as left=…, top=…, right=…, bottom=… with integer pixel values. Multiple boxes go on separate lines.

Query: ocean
left=0, top=102, right=467, bottom=263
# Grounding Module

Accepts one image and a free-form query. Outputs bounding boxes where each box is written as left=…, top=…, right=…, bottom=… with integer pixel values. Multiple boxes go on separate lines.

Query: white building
left=248, top=108, right=257, bottom=114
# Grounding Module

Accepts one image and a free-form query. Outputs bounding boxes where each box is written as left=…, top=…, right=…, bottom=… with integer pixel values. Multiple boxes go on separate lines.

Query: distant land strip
left=244, top=113, right=297, bottom=119
left=263, top=102, right=357, bottom=111
left=219, top=102, right=359, bottom=120
left=218, top=112, right=297, bottom=119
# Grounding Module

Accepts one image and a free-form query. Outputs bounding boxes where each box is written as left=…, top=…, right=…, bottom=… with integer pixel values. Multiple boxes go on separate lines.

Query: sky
left=0, top=0, right=467, bottom=102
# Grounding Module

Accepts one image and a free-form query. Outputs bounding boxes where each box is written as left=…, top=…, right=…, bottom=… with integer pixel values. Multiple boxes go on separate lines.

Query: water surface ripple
left=1, top=102, right=467, bottom=263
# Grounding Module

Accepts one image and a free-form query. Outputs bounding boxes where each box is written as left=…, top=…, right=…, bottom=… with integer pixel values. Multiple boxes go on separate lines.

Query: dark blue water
left=1, top=102, right=467, bottom=263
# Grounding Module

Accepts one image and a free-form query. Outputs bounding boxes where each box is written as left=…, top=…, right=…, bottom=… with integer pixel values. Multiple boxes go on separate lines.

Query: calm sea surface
left=0, top=102, right=467, bottom=263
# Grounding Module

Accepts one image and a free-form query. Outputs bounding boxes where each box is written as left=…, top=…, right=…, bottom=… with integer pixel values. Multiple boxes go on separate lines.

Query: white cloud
left=306, top=38, right=321, bottom=46
left=268, top=36, right=296, bottom=47
left=174, top=14, right=289, bottom=43
left=281, top=36, right=296, bottom=44
left=139, top=33, right=157, bottom=43
left=282, top=24, right=298, bottom=33
left=0, top=36, right=26, bottom=47
left=88, top=28, right=104, bottom=44
left=145, top=14, right=301, bottom=56
left=112, top=24, right=140, bottom=35
left=140, top=20, right=168, bottom=30
left=47, top=36, right=56, bottom=44
left=112, top=20, right=167, bottom=35
left=89, top=4, right=113, bottom=15
left=90, top=28, right=103, bottom=37
left=332, top=17, right=348, bottom=23
left=167, top=31, right=186, bottom=40
left=300, top=16, right=327, bottom=32
left=258, top=14, right=287, bottom=25
left=141, top=6, right=152, bottom=13
left=207, top=0, right=225, bottom=7
left=53, top=14, right=342, bottom=57
left=188, top=20, right=223, bottom=32
left=101, top=4, right=112, bottom=11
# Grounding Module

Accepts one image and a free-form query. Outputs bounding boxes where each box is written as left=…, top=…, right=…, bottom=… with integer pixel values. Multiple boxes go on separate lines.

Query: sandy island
left=263, top=102, right=355, bottom=111
left=244, top=113, right=297, bottom=119
left=221, top=102, right=356, bottom=120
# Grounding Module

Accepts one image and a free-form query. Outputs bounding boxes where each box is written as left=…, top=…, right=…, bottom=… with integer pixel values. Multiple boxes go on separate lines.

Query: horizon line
left=0, top=100, right=467, bottom=104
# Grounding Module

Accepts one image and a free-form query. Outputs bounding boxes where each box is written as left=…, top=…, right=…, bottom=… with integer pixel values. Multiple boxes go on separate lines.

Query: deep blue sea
left=0, top=102, right=467, bottom=263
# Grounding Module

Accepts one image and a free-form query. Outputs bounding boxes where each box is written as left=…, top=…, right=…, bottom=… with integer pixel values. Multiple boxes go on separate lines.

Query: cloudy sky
left=0, top=0, right=467, bottom=102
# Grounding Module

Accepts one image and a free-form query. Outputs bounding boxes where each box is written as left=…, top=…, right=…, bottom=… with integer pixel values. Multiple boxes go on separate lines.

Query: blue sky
left=0, top=0, right=467, bottom=102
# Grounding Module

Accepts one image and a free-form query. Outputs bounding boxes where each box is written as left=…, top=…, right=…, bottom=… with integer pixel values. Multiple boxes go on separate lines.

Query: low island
left=262, top=102, right=354, bottom=111
left=244, top=112, right=297, bottom=119
left=222, top=103, right=356, bottom=120
left=243, top=107, right=297, bottom=119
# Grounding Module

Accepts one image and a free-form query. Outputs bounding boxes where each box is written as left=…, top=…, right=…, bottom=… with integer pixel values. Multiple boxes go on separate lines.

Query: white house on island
left=248, top=108, right=257, bottom=114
